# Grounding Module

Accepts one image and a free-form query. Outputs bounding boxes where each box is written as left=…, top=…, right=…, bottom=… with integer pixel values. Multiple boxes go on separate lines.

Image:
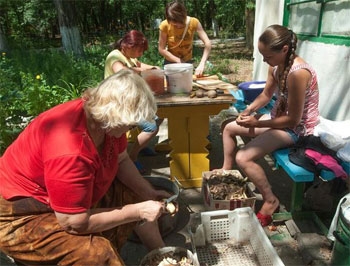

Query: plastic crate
left=191, top=208, right=284, bottom=266
left=238, top=81, right=266, bottom=103
left=202, top=170, right=256, bottom=211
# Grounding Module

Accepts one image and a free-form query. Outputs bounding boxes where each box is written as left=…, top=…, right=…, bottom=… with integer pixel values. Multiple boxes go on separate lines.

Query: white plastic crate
left=190, top=207, right=284, bottom=266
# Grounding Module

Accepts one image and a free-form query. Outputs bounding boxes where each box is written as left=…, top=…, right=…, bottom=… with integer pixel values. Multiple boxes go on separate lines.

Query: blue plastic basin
left=238, top=81, right=266, bottom=103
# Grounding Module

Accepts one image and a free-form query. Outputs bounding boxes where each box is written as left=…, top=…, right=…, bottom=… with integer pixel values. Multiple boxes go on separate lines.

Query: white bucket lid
left=164, top=63, right=193, bottom=71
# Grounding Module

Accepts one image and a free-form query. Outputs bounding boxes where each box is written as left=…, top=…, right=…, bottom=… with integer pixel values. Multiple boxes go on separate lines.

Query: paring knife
left=165, top=194, right=178, bottom=204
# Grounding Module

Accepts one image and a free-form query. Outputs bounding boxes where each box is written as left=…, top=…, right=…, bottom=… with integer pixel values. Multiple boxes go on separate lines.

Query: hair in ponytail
left=112, top=30, right=148, bottom=52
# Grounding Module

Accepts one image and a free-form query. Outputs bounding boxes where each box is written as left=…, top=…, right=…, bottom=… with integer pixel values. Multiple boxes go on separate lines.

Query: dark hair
left=113, top=30, right=148, bottom=51
left=259, top=24, right=297, bottom=115
left=165, top=1, right=187, bottom=24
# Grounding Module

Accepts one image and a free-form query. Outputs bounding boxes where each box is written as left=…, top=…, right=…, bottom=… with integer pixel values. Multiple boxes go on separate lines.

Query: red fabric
left=0, top=99, right=127, bottom=213
left=305, top=149, right=347, bottom=179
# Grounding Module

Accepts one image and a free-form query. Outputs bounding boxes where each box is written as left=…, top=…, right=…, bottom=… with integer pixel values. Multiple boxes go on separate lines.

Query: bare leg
left=221, top=116, right=269, bottom=170
left=235, top=129, right=294, bottom=215
left=134, top=221, right=165, bottom=250
left=221, top=123, right=239, bottom=169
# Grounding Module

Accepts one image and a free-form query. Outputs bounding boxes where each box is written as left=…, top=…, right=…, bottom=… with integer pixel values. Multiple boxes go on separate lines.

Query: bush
left=0, top=48, right=104, bottom=154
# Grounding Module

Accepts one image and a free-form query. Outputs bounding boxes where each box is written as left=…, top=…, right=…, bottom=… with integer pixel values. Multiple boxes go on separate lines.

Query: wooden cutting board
left=193, top=74, right=220, bottom=80
left=193, top=78, right=237, bottom=91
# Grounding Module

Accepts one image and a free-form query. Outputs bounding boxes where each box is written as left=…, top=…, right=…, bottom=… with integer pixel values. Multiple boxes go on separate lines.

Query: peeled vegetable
left=166, top=202, right=176, bottom=214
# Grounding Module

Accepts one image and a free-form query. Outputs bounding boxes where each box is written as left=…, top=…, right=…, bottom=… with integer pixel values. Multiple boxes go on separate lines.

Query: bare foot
left=259, top=197, right=280, bottom=216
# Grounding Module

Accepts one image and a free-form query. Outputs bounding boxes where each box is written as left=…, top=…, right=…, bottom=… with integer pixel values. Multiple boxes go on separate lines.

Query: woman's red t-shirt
left=0, top=99, right=127, bottom=213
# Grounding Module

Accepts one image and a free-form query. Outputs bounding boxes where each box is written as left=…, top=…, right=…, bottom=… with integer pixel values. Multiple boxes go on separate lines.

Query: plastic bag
left=319, top=132, right=346, bottom=151
left=314, top=117, right=350, bottom=152
left=337, top=141, right=350, bottom=162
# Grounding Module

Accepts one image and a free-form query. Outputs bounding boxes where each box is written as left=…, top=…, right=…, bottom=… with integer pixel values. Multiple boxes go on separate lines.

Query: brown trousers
left=0, top=179, right=139, bottom=265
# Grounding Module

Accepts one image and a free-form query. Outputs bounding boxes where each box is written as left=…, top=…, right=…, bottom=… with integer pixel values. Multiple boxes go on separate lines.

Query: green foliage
left=0, top=52, right=25, bottom=151
left=209, top=59, right=233, bottom=75
left=141, top=39, right=164, bottom=67
left=0, top=48, right=104, bottom=154
left=0, top=0, right=253, bottom=153
left=1, top=0, right=248, bottom=49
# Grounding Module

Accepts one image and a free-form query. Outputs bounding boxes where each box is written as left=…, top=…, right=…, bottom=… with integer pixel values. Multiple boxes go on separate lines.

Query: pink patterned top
left=271, top=64, right=319, bottom=136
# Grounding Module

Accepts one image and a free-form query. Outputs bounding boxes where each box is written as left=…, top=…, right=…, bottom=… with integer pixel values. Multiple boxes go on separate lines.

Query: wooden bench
left=272, top=148, right=350, bottom=212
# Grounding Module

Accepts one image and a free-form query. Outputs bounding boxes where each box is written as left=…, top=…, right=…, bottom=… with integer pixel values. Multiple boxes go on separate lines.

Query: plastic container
left=331, top=196, right=350, bottom=266
left=238, top=81, right=266, bottom=103
left=191, top=208, right=284, bottom=266
left=141, top=69, right=165, bottom=95
left=164, top=63, right=193, bottom=94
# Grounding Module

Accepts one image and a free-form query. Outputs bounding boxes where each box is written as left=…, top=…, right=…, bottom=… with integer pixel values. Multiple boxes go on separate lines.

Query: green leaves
left=0, top=48, right=103, bottom=154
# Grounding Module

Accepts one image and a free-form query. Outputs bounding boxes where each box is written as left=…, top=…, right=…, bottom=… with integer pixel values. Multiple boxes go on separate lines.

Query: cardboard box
left=202, top=170, right=256, bottom=211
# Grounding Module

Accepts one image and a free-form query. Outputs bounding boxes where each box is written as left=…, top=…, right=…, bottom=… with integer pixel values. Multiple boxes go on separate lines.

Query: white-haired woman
left=0, top=69, right=170, bottom=265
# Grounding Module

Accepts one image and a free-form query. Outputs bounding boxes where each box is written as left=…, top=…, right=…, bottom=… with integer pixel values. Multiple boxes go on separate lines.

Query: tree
left=0, top=26, right=8, bottom=53
left=245, top=0, right=255, bottom=50
left=208, top=0, right=218, bottom=38
left=0, top=1, right=9, bottom=52
left=53, top=0, right=84, bottom=57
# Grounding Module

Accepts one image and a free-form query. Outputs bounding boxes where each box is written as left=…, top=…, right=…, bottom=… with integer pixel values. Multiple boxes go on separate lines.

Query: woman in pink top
left=220, top=25, right=319, bottom=226
left=0, top=70, right=170, bottom=265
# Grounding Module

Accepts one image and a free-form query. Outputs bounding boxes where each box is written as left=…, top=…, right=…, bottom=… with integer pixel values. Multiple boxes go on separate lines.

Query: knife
left=138, top=194, right=178, bottom=226
left=165, top=194, right=178, bottom=204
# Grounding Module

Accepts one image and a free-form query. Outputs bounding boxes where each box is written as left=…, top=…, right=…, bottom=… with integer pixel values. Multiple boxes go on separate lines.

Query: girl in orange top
left=158, top=1, right=211, bottom=77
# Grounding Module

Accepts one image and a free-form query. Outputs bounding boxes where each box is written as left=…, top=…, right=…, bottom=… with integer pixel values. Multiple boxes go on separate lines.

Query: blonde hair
left=83, top=69, right=157, bottom=130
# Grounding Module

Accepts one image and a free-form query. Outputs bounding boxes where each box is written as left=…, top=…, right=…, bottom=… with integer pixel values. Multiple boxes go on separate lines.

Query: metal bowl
left=143, top=176, right=180, bottom=197
left=143, top=176, right=180, bottom=237
left=140, top=246, right=196, bottom=266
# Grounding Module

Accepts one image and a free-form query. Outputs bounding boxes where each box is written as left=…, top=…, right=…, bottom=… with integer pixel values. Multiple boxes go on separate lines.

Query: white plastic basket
left=191, top=207, right=284, bottom=266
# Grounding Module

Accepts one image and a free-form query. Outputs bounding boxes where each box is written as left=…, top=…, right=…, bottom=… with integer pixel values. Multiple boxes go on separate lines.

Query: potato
left=207, top=90, right=217, bottom=98
left=195, top=90, right=204, bottom=98
left=165, top=202, right=176, bottom=214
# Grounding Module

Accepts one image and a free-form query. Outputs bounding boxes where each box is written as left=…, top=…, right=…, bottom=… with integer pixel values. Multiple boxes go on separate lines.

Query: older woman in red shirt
left=0, top=70, right=170, bottom=265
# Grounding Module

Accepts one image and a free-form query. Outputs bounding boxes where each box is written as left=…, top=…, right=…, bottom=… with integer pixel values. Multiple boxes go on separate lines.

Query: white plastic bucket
left=164, top=63, right=193, bottom=94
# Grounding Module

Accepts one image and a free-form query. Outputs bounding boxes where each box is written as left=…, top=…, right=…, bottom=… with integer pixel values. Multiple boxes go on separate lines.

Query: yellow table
left=156, top=93, right=234, bottom=188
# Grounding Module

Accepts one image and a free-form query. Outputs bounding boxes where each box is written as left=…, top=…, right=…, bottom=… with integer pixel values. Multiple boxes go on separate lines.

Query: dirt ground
left=223, top=58, right=254, bottom=84
left=196, top=38, right=254, bottom=84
